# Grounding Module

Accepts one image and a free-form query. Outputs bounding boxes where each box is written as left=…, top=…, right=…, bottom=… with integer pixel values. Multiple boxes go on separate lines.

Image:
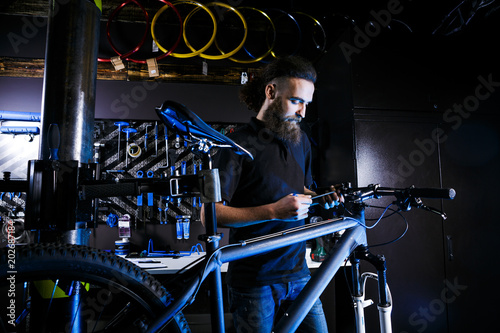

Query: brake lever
left=419, top=205, right=447, bottom=220
left=407, top=197, right=445, bottom=219
left=409, top=195, right=448, bottom=219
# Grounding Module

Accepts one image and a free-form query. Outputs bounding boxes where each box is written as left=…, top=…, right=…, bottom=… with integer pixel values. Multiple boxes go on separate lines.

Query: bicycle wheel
left=1, top=243, right=191, bottom=333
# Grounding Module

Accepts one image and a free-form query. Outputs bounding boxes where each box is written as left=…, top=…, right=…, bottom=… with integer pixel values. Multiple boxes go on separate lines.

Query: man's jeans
left=228, top=276, right=328, bottom=333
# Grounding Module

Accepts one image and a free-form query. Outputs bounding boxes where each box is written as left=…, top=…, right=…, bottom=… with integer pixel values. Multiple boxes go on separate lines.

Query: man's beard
left=261, top=97, right=302, bottom=144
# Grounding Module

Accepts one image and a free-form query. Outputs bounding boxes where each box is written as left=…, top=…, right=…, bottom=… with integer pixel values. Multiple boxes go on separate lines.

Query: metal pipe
left=220, top=218, right=359, bottom=263
left=29, top=0, right=101, bottom=240
left=39, top=0, right=101, bottom=163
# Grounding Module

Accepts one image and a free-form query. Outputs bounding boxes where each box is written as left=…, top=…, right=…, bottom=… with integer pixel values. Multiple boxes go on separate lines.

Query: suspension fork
left=350, top=245, right=392, bottom=333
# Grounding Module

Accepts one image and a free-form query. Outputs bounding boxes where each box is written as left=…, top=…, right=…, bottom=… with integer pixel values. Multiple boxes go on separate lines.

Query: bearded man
left=213, top=56, right=341, bottom=333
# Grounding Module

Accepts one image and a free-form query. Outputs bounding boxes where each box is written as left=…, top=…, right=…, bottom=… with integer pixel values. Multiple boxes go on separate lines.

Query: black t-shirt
left=214, top=117, right=313, bottom=287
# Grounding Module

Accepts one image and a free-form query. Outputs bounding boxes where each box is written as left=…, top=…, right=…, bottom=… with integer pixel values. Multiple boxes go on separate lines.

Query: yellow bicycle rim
left=184, top=2, right=247, bottom=60
left=227, top=7, right=275, bottom=64
left=151, top=0, right=217, bottom=58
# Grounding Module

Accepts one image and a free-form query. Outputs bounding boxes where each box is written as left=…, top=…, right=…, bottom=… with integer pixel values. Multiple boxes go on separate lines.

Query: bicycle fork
left=350, top=245, right=392, bottom=333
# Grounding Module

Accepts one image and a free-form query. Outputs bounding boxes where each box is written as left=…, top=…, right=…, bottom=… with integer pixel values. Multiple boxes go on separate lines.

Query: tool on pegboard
left=174, top=134, right=181, bottom=149
left=146, top=170, right=154, bottom=221
left=93, top=142, right=105, bottom=165
left=163, top=197, right=170, bottom=224
left=166, top=166, right=176, bottom=223
left=145, top=123, right=152, bottom=152
left=114, top=121, right=129, bottom=162
left=93, top=142, right=105, bottom=228
left=158, top=195, right=170, bottom=225
left=164, top=124, right=169, bottom=166
left=153, top=121, right=158, bottom=157
left=176, top=161, right=187, bottom=207
left=192, top=159, right=203, bottom=210
left=136, top=170, right=144, bottom=227
left=158, top=200, right=163, bottom=224
left=192, top=160, right=198, bottom=210
left=197, top=161, right=202, bottom=208
left=181, top=160, right=187, bottom=175
left=158, top=168, right=169, bottom=224
left=122, top=127, right=137, bottom=168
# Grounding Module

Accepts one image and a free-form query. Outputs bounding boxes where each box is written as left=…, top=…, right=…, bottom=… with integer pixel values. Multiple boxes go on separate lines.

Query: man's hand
left=312, top=185, right=344, bottom=210
left=271, top=193, right=312, bottom=221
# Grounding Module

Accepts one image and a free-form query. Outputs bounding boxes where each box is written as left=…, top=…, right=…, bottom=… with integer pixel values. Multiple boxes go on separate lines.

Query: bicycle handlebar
left=341, top=184, right=456, bottom=201
left=335, top=183, right=456, bottom=219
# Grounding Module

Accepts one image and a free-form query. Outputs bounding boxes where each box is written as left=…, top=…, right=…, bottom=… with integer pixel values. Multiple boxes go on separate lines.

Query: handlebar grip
left=408, top=187, right=456, bottom=200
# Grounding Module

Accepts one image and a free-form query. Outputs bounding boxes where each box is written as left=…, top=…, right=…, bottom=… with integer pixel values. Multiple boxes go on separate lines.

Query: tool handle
left=47, top=123, right=60, bottom=160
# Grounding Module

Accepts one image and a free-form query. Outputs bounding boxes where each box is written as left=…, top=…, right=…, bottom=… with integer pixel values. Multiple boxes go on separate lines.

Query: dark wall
left=440, top=109, right=500, bottom=332
left=0, top=76, right=253, bottom=123
left=315, top=16, right=500, bottom=332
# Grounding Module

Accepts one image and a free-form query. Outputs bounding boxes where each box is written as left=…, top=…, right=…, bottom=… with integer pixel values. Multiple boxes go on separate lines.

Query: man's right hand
left=271, top=193, right=312, bottom=221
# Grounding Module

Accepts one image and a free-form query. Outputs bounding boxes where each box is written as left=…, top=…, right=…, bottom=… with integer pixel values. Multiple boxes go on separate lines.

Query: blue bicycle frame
left=146, top=207, right=367, bottom=333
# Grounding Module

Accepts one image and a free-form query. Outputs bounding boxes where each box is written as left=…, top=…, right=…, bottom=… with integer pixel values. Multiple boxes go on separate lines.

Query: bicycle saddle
left=155, top=100, right=253, bottom=160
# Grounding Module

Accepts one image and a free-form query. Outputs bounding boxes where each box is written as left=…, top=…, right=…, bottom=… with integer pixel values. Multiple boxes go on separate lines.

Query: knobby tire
left=0, top=243, right=191, bottom=333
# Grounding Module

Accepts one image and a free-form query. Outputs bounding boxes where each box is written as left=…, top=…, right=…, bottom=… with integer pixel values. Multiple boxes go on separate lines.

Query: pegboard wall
left=0, top=119, right=239, bottom=249
left=93, top=119, right=239, bottom=227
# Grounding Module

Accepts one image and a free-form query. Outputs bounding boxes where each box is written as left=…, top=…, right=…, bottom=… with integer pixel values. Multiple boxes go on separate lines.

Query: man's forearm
left=214, top=202, right=276, bottom=228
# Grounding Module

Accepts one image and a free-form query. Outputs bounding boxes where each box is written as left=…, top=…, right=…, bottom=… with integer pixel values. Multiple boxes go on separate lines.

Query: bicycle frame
left=146, top=209, right=367, bottom=333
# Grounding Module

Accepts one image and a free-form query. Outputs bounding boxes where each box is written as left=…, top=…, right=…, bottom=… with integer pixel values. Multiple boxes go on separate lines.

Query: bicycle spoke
left=90, top=301, right=105, bottom=333
left=14, top=282, right=31, bottom=327
left=99, top=302, right=132, bottom=331
left=41, top=278, right=59, bottom=333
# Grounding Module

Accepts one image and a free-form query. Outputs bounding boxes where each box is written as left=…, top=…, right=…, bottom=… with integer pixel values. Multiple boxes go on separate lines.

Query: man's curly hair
left=239, top=56, right=317, bottom=112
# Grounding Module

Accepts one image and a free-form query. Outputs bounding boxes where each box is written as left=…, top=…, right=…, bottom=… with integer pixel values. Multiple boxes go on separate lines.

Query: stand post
left=202, top=153, right=225, bottom=332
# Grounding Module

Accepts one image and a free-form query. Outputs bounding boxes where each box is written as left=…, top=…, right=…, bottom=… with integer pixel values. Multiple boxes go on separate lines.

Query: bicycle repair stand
left=169, top=150, right=226, bottom=332
left=350, top=245, right=392, bottom=333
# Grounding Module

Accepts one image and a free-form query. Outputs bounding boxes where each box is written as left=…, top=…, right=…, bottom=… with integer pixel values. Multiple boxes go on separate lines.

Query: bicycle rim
left=1, top=243, right=191, bottom=333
